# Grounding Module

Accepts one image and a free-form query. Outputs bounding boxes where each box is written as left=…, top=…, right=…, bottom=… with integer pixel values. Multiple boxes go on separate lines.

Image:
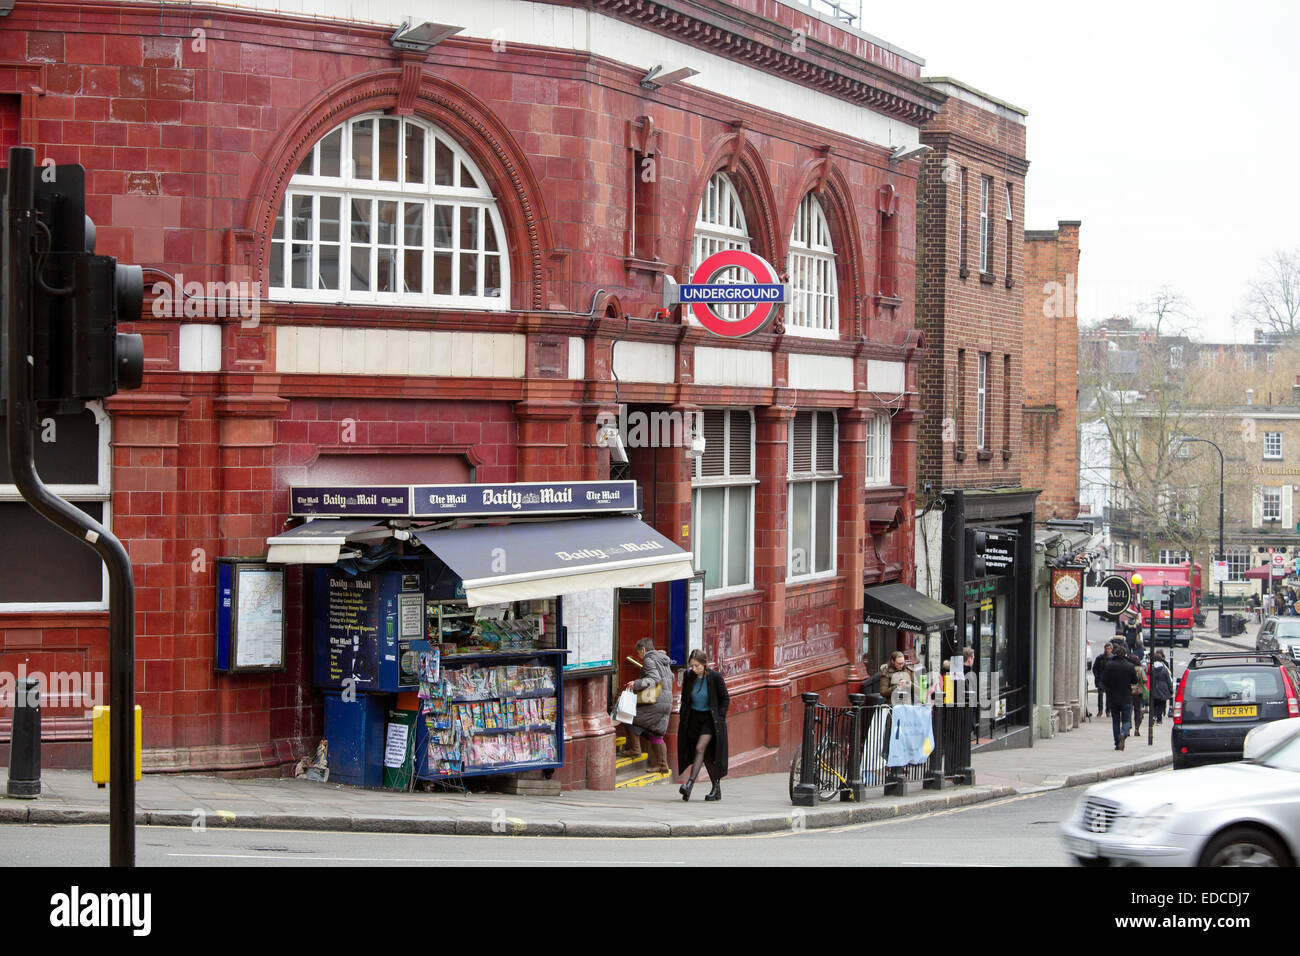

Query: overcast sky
left=859, top=0, right=1300, bottom=343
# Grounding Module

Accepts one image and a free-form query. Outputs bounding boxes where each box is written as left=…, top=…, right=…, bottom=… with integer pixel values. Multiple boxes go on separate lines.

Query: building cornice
left=919, top=130, right=1030, bottom=177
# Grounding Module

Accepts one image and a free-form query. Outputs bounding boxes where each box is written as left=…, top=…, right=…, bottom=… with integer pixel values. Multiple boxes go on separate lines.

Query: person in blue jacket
left=676, top=649, right=730, bottom=802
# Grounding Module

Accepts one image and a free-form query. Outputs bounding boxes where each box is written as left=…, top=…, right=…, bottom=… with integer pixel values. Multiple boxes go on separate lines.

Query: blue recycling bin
left=322, top=690, right=388, bottom=788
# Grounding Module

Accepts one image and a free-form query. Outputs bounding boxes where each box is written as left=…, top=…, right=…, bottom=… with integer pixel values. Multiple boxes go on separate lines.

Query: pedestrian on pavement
left=1130, top=656, right=1147, bottom=736
left=1092, top=642, right=1113, bottom=716
left=617, top=638, right=673, bottom=774
left=1101, top=647, right=1137, bottom=750
left=1119, top=611, right=1142, bottom=655
left=879, top=650, right=914, bottom=704
left=1149, top=651, right=1174, bottom=724
left=676, top=649, right=729, bottom=802
left=961, top=646, right=979, bottom=734
left=859, top=656, right=882, bottom=698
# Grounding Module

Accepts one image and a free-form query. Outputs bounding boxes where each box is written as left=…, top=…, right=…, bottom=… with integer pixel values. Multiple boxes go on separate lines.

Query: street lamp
left=1174, top=436, right=1225, bottom=626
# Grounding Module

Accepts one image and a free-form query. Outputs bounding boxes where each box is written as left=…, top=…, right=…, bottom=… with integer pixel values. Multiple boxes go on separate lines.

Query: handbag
left=637, top=683, right=662, bottom=705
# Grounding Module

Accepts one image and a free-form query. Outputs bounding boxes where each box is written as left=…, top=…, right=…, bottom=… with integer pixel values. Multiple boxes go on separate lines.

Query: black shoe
left=704, top=783, right=721, bottom=801
left=680, top=780, right=694, bottom=801
left=1118, top=736, right=1126, bottom=751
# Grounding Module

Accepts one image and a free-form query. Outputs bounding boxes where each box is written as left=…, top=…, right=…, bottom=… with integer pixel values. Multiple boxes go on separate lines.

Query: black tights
left=688, top=733, right=713, bottom=783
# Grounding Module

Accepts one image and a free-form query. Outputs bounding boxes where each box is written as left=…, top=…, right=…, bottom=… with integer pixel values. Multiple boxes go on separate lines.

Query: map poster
left=230, top=564, right=287, bottom=671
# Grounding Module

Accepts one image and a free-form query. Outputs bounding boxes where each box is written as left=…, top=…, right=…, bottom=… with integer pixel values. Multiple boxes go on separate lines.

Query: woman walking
left=676, top=649, right=730, bottom=802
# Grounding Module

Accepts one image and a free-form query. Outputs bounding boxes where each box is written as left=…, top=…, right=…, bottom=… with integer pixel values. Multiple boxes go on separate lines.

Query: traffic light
left=27, top=163, right=143, bottom=405
left=967, top=528, right=988, bottom=578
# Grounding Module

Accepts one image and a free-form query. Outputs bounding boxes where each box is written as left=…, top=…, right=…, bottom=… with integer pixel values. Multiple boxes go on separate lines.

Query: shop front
left=940, top=488, right=1039, bottom=750
left=242, top=480, right=694, bottom=788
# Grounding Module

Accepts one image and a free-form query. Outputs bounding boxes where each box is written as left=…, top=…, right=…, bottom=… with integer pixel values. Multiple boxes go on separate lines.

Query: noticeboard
left=216, top=560, right=287, bottom=673
left=560, top=588, right=616, bottom=675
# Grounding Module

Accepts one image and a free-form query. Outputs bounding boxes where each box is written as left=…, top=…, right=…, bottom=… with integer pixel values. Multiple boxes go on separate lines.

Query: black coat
left=676, top=668, right=730, bottom=777
left=1101, top=656, right=1138, bottom=703
left=1092, top=653, right=1110, bottom=686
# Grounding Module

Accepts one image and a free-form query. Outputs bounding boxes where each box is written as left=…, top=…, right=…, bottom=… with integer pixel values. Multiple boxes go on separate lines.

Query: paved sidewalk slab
left=0, top=711, right=1169, bottom=838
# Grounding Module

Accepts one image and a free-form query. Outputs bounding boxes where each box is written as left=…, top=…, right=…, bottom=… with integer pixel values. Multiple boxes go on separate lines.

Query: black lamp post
left=1176, top=436, right=1225, bottom=624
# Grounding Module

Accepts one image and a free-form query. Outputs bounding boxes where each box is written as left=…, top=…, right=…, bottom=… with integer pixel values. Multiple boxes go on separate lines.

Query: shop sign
left=984, top=533, right=1015, bottom=573
left=412, top=480, right=637, bottom=518
left=963, top=579, right=996, bottom=602
left=292, top=485, right=410, bottom=517
left=1050, top=568, right=1084, bottom=608
left=864, top=612, right=929, bottom=634
left=1098, top=573, right=1132, bottom=620
left=664, top=249, right=789, bottom=337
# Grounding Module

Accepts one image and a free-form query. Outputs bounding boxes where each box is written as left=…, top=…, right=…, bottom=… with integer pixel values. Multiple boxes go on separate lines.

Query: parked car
left=1256, top=616, right=1300, bottom=657
left=1172, top=652, right=1300, bottom=769
left=1061, top=718, right=1300, bottom=866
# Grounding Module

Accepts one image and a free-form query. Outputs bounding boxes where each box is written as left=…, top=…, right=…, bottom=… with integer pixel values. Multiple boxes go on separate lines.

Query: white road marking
left=167, top=852, right=685, bottom=864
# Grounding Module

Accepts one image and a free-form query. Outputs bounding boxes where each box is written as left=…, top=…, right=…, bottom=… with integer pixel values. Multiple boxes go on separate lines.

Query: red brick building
left=912, top=78, right=1038, bottom=747
left=0, top=0, right=943, bottom=787
left=1022, top=221, right=1082, bottom=522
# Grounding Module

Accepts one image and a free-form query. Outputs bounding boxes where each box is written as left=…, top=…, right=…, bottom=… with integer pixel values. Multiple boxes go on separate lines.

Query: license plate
left=1211, top=705, right=1257, bottom=718
left=1066, top=836, right=1098, bottom=859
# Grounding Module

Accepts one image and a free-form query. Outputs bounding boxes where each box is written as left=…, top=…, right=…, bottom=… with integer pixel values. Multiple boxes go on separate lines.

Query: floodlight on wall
left=641, top=63, right=699, bottom=90
left=889, top=143, right=932, bottom=164
left=391, top=20, right=464, bottom=52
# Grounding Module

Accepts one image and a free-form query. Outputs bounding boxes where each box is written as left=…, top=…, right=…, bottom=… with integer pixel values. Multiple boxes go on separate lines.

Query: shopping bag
left=614, top=689, right=638, bottom=724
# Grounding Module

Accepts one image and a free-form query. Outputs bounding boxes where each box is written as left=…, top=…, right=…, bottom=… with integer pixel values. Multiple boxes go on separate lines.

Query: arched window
left=788, top=194, right=839, bottom=336
left=268, top=114, right=509, bottom=309
left=691, top=172, right=751, bottom=322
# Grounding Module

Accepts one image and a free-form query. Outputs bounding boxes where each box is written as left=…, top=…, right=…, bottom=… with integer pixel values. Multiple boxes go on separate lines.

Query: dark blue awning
left=411, top=516, right=694, bottom=606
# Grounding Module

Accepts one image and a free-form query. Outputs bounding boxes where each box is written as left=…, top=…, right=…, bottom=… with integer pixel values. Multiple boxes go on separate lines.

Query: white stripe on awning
left=465, top=556, right=697, bottom=607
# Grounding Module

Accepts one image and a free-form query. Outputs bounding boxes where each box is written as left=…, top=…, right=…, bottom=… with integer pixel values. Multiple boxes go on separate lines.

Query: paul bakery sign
left=664, top=249, right=790, bottom=337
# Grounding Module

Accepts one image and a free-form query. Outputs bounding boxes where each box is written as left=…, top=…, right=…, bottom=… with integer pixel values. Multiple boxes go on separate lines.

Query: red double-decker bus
left=1114, top=562, right=1203, bottom=647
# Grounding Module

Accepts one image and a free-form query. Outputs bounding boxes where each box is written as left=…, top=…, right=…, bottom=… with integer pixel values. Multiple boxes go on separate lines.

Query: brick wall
left=1022, top=222, right=1082, bottom=520
left=915, top=85, right=1029, bottom=495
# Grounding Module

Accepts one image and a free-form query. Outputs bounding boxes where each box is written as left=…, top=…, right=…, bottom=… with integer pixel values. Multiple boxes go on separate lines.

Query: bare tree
left=1237, top=249, right=1300, bottom=339
left=1138, top=285, right=1194, bottom=338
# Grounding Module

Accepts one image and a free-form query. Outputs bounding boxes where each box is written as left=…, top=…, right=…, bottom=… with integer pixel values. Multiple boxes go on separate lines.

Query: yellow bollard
left=91, top=705, right=142, bottom=786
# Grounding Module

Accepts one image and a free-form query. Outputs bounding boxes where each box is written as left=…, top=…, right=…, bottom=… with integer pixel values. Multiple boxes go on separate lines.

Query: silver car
left=1257, top=617, right=1300, bottom=658
left=1060, top=719, right=1300, bottom=866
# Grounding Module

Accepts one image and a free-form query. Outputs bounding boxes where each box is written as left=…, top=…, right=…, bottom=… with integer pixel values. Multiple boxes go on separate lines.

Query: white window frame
left=690, top=172, right=752, bottom=326
left=268, top=113, right=510, bottom=310
left=786, top=194, right=839, bottom=338
left=0, top=402, right=111, bottom=612
left=977, top=353, right=988, bottom=449
left=691, top=408, right=756, bottom=594
left=979, top=176, right=991, bottom=274
left=1157, top=549, right=1190, bottom=565
left=1227, top=548, right=1250, bottom=582
left=1264, top=432, right=1282, bottom=460
left=1263, top=486, right=1283, bottom=521
left=787, top=410, right=839, bottom=582
left=865, top=411, right=892, bottom=487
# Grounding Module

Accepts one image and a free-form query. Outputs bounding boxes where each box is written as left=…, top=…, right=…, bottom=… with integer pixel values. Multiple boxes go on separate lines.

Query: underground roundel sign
left=680, top=249, right=788, bottom=338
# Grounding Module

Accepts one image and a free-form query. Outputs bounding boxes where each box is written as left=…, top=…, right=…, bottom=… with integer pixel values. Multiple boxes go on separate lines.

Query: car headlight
left=1126, top=803, right=1175, bottom=837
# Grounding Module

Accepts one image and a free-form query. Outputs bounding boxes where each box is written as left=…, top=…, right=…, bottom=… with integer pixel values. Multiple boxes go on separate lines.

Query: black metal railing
left=791, top=689, right=976, bottom=806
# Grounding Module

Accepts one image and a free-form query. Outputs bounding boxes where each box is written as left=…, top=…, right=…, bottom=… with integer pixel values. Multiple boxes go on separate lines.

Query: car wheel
left=1200, top=827, right=1291, bottom=867
left=1073, top=855, right=1107, bottom=868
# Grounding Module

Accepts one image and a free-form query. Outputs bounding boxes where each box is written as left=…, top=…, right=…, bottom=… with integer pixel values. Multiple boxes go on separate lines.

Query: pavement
left=0, top=713, right=1171, bottom=839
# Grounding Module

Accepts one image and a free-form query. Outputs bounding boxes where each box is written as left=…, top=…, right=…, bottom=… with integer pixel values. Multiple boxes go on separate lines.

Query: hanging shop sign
left=1050, top=568, right=1084, bottom=608
left=663, top=249, right=789, bottom=338
left=412, top=480, right=637, bottom=518
left=1097, top=573, right=1133, bottom=621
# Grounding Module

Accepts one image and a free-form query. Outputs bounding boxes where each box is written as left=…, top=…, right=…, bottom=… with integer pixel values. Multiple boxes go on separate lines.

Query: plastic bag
left=614, top=689, right=637, bottom=724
